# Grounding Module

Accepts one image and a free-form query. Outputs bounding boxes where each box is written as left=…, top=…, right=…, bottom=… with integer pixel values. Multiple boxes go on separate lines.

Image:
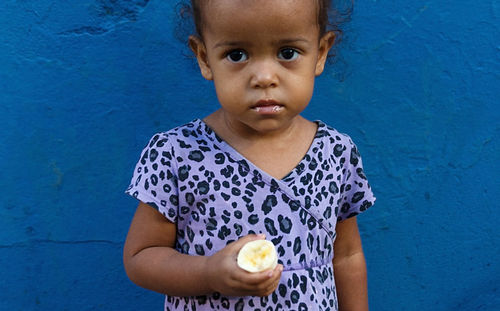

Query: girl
left=123, top=0, right=375, bottom=310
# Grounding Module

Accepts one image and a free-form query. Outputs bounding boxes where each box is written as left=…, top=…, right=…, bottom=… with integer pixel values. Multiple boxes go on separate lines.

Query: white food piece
left=237, top=240, right=278, bottom=273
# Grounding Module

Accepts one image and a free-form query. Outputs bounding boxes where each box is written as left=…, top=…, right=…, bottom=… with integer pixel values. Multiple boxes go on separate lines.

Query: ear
left=315, top=31, right=335, bottom=76
left=189, top=35, right=213, bottom=80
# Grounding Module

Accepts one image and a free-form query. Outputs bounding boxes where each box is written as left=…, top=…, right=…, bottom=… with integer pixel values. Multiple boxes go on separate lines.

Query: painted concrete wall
left=1, top=1, right=498, bottom=310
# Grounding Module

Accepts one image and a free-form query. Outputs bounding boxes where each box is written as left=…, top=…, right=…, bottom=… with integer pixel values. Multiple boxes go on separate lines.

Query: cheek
left=213, top=79, right=242, bottom=106
left=290, top=72, right=315, bottom=93
left=214, top=78, right=233, bottom=94
left=293, top=77, right=315, bottom=105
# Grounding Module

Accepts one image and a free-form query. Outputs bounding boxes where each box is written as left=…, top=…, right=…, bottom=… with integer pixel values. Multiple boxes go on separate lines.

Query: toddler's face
left=190, top=0, right=333, bottom=134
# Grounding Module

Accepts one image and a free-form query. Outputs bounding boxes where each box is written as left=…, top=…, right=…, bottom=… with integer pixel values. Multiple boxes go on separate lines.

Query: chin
left=247, top=118, right=297, bottom=133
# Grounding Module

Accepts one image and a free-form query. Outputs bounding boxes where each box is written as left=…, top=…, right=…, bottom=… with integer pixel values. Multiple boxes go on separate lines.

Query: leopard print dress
left=126, top=119, right=375, bottom=311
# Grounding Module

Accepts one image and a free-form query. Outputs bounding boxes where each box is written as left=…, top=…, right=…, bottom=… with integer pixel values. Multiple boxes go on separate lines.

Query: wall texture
left=1, top=0, right=498, bottom=310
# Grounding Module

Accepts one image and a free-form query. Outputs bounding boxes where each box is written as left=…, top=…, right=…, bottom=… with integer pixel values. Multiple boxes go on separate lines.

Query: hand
left=204, top=234, right=283, bottom=297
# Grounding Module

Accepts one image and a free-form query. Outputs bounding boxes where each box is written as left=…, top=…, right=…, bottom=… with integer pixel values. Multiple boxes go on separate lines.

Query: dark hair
left=181, top=0, right=352, bottom=38
left=176, top=0, right=353, bottom=75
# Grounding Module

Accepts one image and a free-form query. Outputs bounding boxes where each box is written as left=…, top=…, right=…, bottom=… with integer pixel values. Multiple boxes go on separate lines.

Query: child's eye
left=226, top=50, right=248, bottom=63
left=278, top=48, right=299, bottom=61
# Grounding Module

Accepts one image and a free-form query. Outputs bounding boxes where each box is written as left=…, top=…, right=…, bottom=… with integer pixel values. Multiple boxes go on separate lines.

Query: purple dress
left=126, top=119, right=375, bottom=310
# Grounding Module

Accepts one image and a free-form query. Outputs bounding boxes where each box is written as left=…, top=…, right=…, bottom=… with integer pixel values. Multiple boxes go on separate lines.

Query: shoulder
left=143, top=119, right=205, bottom=150
left=316, top=120, right=357, bottom=150
left=135, top=120, right=206, bottom=167
left=314, top=121, right=366, bottom=173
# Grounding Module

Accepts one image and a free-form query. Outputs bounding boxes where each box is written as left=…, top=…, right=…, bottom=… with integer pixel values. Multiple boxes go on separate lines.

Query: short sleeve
left=125, top=133, right=179, bottom=222
left=337, top=139, right=376, bottom=221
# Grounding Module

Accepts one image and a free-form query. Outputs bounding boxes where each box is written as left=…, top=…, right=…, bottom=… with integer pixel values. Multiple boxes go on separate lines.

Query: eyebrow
left=213, top=37, right=311, bottom=49
left=213, top=41, right=248, bottom=49
left=276, top=37, right=311, bottom=45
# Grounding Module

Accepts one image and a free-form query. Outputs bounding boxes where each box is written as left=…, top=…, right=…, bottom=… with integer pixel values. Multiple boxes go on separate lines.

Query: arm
left=333, top=216, right=369, bottom=311
left=123, top=202, right=282, bottom=297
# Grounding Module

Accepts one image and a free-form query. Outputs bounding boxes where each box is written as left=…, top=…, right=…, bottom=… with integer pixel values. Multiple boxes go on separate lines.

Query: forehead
left=201, top=0, right=319, bottom=40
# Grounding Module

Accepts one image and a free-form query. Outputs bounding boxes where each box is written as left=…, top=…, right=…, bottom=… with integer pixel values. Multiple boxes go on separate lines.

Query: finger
left=228, top=279, right=278, bottom=297
left=228, top=270, right=277, bottom=292
left=261, top=265, right=283, bottom=287
left=250, top=273, right=282, bottom=297
left=229, top=267, right=283, bottom=297
left=271, top=266, right=283, bottom=286
left=263, top=280, right=281, bottom=296
left=237, top=264, right=283, bottom=286
left=258, top=268, right=283, bottom=295
left=232, top=269, right=271, bottom=285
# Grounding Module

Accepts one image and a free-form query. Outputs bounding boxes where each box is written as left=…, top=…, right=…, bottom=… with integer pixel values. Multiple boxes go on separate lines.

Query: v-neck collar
left=195, top=118, right=326, bottom=184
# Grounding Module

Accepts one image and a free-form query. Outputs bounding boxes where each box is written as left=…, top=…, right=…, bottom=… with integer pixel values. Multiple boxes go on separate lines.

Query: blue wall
left=1, top=1, right=498, bottom=310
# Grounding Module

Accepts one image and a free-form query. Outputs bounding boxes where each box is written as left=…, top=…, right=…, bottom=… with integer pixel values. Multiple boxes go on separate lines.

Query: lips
left=251, top=99, right=284, bottom=113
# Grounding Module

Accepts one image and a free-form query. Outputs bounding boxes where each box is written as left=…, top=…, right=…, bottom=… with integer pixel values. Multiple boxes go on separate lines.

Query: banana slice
left=237, top=240, right=278, bottom=273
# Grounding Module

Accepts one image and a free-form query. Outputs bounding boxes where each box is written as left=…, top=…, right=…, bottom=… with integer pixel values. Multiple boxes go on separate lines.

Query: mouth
left=251, top=99, right=284, bottom=113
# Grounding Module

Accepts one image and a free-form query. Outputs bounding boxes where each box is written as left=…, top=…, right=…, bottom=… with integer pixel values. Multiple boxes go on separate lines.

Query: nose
left=249, top=59, right=279, bottom=89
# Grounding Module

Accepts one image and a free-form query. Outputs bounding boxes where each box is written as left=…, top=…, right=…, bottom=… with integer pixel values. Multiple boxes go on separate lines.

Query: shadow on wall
left=58, top=0, right=151, bottom=36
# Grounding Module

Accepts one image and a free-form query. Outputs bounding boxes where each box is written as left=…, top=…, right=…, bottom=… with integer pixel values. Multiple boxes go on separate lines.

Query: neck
left=203, top=109, right=316, bottom=155
left=227, top=117, right=301, bottom=142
